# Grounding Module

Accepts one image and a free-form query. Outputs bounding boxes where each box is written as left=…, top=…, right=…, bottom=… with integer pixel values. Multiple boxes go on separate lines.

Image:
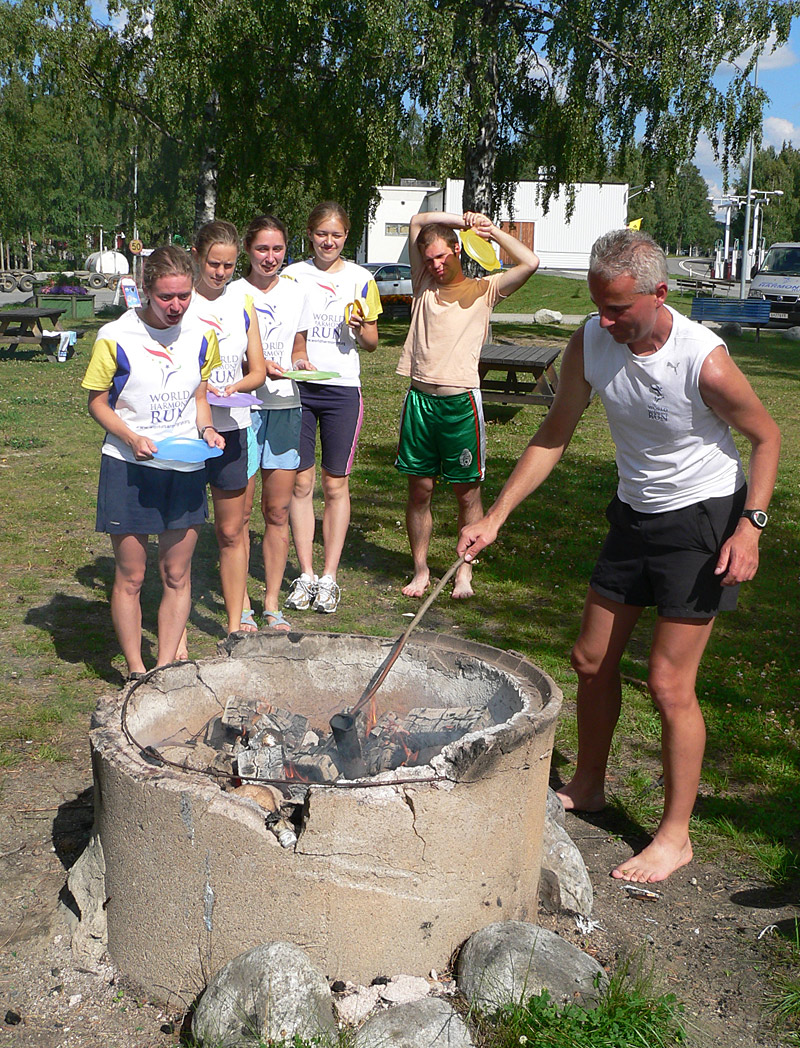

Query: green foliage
left=731, top=144, right=800, bottom=246
left=413, top=0, right=798, bottom=213
left=485, top=955, right=686, bottom=1047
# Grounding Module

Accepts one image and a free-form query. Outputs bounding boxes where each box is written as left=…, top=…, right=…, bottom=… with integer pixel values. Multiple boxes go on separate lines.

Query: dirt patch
left=1, top=732, right=797, bottom=1047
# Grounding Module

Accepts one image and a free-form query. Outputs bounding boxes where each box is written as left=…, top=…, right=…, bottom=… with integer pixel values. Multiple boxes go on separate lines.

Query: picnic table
left=478, top=342, right=561, bottom=406
left=0, top=307, right=68, bottom=357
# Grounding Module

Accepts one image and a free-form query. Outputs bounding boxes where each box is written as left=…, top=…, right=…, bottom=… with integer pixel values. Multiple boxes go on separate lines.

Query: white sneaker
left=312, top=574, right=341, bottom=613
left=285, top=573, right=318, bottom=610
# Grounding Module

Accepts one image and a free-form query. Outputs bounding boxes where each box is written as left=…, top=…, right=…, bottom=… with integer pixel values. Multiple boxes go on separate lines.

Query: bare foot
left=263, top=611, right=291, bottom=633
left=556, top=780, right=606, bottom=813
left=611, top=835, right=693, bottom=883
left=402, top=570, right=430, bottom=598
left=451, top=563, right=474, bottom=599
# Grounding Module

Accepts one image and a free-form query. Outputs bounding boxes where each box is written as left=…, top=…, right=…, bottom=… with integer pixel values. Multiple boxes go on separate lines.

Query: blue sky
left=696, top=23, right=800, bottom=199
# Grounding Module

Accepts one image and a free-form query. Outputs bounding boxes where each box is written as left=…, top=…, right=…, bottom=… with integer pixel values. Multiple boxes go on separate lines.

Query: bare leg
left=110, top=533, right=148, bottom=675
left=611, top=614, right=715, bottom=883
left=239, top=472, right=258, bottom=627
left=261, top=466, right=296, bottom=629
left=290, top=465, right=316, bottom=578
left=155, top=527, right=199, bottom=666
left=558, top=589, right=643, bottom=812
left=403, top=475, right=435, bottom=597
left=211, top=484, right=248, bottom=635
left=451, top=481, right=483, bottom=598
left=320, top=469, right=351, bottom=580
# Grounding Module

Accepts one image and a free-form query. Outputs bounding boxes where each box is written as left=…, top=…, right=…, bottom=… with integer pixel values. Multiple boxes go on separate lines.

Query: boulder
left=782, top=326, right=800, bottom=341
left=534, top=308, right=563, bottom=325
left=191, top=942, right=335, bottom=1046
left=457, top=921, right=606, bottom=1011
left=354, top=997, right=474, bottom=1048
left=719, top=321, right=743, bottom=337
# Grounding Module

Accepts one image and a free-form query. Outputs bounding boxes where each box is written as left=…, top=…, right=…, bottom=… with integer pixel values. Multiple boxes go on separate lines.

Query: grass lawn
left=0, top=305, right=798, bottom=892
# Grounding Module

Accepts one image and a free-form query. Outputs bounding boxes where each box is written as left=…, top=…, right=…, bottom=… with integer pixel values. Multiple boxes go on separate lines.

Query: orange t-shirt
left=396, top=271, right=504, bottom=388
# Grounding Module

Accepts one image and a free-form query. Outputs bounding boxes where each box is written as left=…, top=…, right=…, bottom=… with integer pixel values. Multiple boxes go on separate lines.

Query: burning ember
left=150, top=693, right=493, bottom=847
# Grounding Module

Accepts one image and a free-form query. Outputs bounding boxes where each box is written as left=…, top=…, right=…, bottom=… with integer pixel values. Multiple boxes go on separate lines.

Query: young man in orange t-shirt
left=395, top=210, right=539, bottom=598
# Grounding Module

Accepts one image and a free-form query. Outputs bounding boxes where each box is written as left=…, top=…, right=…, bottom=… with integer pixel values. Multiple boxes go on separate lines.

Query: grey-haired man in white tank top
left=458, top=229, right=780, bottom=884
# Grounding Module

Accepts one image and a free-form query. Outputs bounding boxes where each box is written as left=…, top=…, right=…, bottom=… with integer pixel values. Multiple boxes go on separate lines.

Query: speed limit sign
left=129, top=239, right=143, bottom=255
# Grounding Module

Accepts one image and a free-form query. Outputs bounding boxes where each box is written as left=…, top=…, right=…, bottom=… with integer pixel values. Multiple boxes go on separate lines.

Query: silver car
left=364, top=262, right=413, bottom=318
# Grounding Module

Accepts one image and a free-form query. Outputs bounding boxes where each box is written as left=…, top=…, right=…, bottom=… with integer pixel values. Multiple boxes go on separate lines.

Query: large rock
left=457, top=921, right=606, bottom=1011
left=719, top=321, right=743, bottom=337
left=66, top=834, right=108, bottom=970
left=191, top=942, right=335, bottom=1046
left=782, top=326, right=800, bottom=341
left=354, top=997, right=474, bottom=1048
left=539, top=813, right=594, bottom=916
left=534, top=308, right=563, bottom=325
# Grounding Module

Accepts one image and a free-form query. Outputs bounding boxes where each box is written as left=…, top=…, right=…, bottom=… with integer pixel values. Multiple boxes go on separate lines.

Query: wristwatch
left=741, top=509, right=768, bottom=529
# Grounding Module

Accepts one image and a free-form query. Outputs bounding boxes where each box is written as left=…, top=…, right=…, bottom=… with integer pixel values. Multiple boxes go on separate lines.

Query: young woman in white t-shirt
left=179, top=221, right=266, bottom=646
left=282, top=201, right=382, bottom=614
left=82, top=247, right=225, bottom=678
left=230, top=214, right=314, bottom=629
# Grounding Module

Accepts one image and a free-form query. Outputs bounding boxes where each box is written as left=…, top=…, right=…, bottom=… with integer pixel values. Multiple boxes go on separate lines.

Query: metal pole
left=739, top=60, right=758, bottom=298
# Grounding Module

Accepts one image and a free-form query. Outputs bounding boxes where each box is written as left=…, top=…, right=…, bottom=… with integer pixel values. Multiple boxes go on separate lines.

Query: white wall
left=360, top=179, right=629, bottom=269
left=440, top=179, right=629, bottom=269
left=359, top=185, right=434, bottom=263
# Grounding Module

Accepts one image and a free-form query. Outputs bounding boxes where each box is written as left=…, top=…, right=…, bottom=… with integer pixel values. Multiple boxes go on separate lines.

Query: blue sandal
left=264, top=609, right=292, bottom=632
left=240, top=609, right=258, bottom=631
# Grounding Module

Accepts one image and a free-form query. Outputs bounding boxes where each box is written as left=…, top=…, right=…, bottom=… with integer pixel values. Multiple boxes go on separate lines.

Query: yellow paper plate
left=460, top=227, right=501, bottom=271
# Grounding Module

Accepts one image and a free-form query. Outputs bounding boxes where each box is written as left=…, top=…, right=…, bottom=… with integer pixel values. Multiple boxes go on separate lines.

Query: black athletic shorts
left=205, top=427, right=249, bottom=491
left=589, top=486, right=747, bottom=619
left=95, top=455, right=208, bottom=535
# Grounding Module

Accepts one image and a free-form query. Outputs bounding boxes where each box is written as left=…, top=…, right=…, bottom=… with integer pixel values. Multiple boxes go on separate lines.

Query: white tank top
left=582, top=305, right=744, bottom=512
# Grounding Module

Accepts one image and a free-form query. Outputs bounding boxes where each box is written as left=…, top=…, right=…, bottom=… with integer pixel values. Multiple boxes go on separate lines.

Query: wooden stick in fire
left=350, top=556, right=466, bottom=720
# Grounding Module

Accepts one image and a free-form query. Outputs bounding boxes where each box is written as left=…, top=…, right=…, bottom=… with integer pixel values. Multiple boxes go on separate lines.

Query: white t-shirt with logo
left=81, top=308, right=220, bottom=472
left=228, top=276, right=310, bottom=410
left=185, top=287, right=256, bottom=431
left=281, top=259, right=382, bottom=387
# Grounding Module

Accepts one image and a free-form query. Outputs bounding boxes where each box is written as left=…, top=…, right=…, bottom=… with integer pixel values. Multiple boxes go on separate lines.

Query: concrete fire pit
left=88, top=631, right=561, bottom=1001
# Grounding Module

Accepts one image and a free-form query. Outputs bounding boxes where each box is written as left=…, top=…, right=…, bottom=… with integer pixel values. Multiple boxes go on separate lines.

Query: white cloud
left=720, top=32, right=797, bottom=75
left=763, top=116, right=800, bottom=147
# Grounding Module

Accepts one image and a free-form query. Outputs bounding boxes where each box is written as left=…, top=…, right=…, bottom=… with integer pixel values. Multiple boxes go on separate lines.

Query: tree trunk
left=194, top=92, right=219, bottom=232
left=26, top=230, right=33, bottom=270
left=461, top=50, right=499, bottom=216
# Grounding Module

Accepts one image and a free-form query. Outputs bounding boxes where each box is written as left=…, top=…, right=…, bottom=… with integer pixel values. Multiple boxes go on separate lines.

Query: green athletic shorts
left=395, top=386, right=486, bottom=483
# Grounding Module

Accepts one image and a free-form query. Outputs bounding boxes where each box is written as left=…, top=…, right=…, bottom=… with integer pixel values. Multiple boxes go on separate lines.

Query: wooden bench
left=478, top=342, right=561, bottom=406
left=689, top=297, right=771, bottom=341
left=0, top=307, right=68, bottom=356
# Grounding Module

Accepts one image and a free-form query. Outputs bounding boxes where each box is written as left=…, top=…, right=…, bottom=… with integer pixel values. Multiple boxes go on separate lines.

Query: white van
left=748, top=242, right=800, bottom=327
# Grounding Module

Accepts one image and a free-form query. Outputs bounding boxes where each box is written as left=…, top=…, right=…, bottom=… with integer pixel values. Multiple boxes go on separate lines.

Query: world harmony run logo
left=196, top=313, right=227, bottom=345
left=315, top=282, right=340, bottom=310
left=145, top=344, right=182, bottom=389
left=255, top=302, right=279, bottom=342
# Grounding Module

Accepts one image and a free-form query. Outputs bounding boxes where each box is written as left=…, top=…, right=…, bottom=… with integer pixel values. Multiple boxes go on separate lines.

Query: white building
left=358, top=178, right=629, bottom=270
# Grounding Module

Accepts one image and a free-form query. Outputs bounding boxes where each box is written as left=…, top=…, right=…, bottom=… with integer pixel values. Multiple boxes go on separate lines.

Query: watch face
left=745, top=510, right=768, bottom=528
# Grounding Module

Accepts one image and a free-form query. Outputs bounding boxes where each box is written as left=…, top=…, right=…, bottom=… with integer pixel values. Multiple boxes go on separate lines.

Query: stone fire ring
left=89, top=630, right=562, bottom=1002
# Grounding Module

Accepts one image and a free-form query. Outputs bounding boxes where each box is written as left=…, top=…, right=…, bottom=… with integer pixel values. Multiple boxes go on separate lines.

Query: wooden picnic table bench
left=478, top=342, right=561, bottom=406
left=689, top=297, right=771, bottom=341
left=0, top=306, right=68, bottom=357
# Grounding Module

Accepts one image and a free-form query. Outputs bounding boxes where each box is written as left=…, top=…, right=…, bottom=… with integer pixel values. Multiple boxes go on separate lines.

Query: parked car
left=364, top=262, right=413, bottom=318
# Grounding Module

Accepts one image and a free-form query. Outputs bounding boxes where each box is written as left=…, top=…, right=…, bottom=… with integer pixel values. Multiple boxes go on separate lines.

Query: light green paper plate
left=281, top=370, right=340, bottom=381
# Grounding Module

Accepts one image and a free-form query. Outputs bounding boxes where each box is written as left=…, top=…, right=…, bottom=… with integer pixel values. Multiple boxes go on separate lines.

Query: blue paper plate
left=153, top=437, right=224, bottom=463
